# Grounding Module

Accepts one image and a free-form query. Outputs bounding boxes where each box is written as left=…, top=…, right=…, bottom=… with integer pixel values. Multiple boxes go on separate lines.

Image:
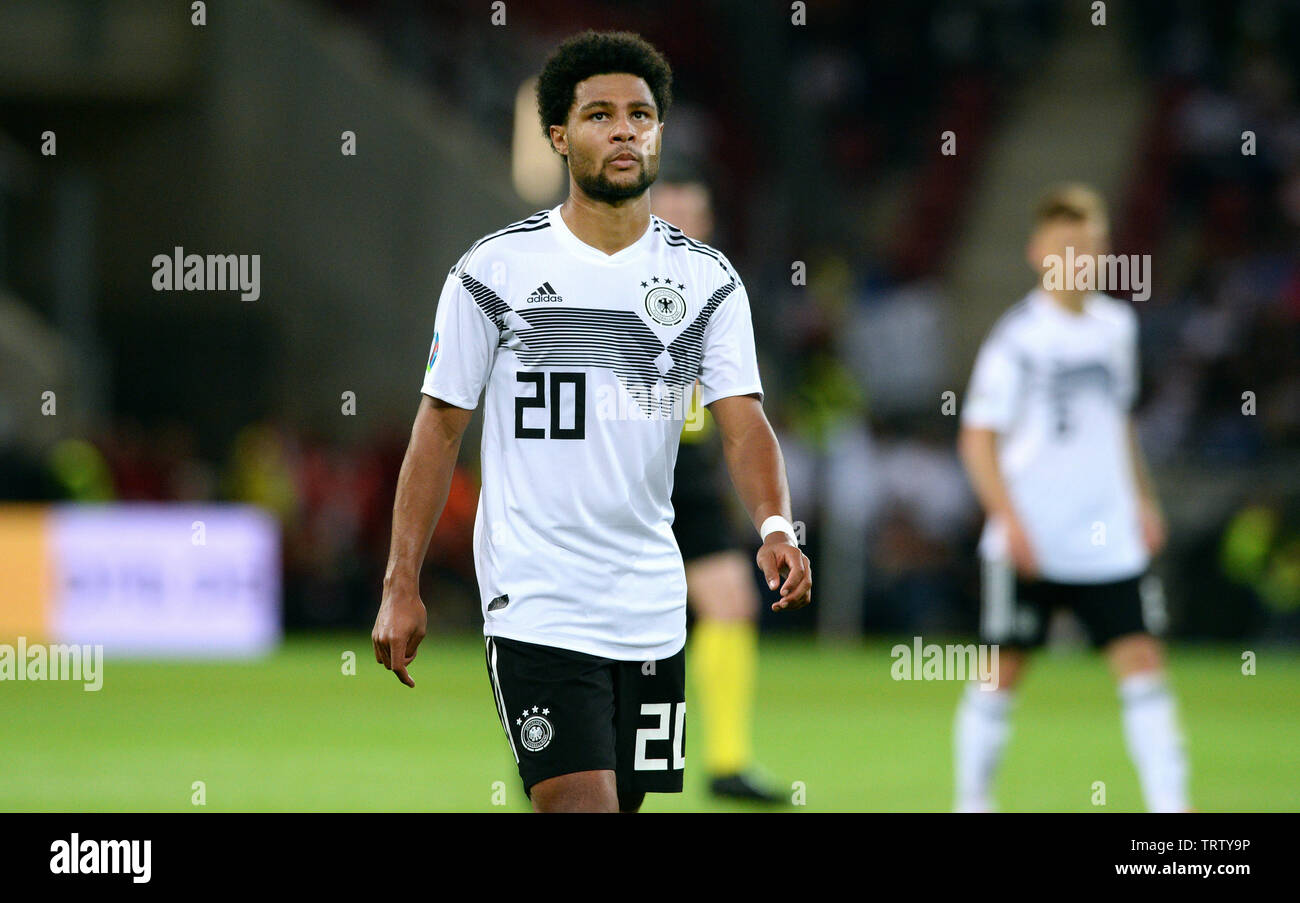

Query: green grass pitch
left=1, top=635, right=1296, bottom=812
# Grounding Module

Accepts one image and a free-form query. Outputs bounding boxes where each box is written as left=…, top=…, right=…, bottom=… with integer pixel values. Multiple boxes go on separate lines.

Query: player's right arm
left=372, top=395, right=473, bottom=687
left=374, top=264, right=497, bottom=687
left=958, top=425, right=1037, bottom=577
left=960, top=323, right=1038, bottom=577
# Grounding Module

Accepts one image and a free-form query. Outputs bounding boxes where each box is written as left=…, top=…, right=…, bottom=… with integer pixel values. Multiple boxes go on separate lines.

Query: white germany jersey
left=421, top=206, right=763, bottom=659
left=961, top=289, right=1148, bottom=583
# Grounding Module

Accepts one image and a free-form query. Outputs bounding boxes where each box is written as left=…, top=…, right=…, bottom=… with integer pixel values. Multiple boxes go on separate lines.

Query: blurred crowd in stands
left=1123, top=0, right=1300, bottom=465
left=2, top=1, right=1298, bottom=641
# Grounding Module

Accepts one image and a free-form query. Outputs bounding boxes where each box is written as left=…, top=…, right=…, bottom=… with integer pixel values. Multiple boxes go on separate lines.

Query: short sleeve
left=420, top=271, right=498, bottom=409
left=961, top=333, right=1023, bottom=432
left=698, top=279, right=764, bottom=406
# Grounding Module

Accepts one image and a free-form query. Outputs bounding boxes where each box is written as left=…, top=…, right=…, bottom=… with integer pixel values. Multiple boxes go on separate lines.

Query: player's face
left=555, top=73, right=663, bottom=203
left=1027, top=217, right=1109, bottom=277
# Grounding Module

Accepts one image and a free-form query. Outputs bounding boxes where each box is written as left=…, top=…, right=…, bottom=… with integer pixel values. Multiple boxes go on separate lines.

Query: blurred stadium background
left=1, top=0, right=1298, bottom=811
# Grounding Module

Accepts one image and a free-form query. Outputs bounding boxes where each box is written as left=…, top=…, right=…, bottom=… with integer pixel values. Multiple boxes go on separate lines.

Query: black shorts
left=979, top=559, right=1168, bottom=649
left=671, top=441, right=737, bottom=562
left=483, top=635, right=686, bottom=796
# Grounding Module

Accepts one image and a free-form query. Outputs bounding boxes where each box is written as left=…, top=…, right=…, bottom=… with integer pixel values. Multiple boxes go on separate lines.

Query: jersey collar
left=549, top=204, right=656, bottom=265
left=1029, top=287, right=1096, bottom=320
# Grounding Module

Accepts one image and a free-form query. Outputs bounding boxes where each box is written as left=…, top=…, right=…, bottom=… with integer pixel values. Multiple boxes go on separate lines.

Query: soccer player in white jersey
left=953, top=184, right=1191, bottom=813
left=371, top=30, right=811, bottom=813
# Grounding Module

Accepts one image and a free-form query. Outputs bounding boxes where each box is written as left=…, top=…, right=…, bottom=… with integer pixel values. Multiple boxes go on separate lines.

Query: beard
left=568, top=148, right=658, bottom=202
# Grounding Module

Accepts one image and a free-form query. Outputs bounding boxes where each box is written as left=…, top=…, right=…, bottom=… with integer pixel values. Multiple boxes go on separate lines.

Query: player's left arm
left=1127, top=419, right=1166, bottom=556
left=708, top=393, right=811, bottom=611
left=1121, top=309, right=1165, bottom=556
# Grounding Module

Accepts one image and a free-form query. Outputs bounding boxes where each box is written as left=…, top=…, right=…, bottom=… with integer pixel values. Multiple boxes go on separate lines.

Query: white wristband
left=759, top=515, right=798, bottom=545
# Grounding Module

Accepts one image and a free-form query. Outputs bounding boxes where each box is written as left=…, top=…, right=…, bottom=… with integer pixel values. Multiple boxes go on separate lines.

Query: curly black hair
left=536, top=30, right=673, bottom=151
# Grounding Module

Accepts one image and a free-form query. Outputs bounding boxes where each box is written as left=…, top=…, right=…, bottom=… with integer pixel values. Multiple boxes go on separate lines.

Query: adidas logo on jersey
left=526, top=281, right=563, bottom=303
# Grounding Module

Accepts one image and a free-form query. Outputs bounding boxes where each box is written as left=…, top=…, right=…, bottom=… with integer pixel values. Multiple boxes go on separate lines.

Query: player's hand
left=1139, top=497, right=1167, bottom=557
left=757, top=535, right=812, bottom=612
left=1004, top=515, right=1039, bottom=579
left=372, top=583, right=427, bottom=688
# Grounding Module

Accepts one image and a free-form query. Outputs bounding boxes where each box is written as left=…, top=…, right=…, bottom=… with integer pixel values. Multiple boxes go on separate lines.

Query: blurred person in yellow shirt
left=653, top=176, right=783, bottom=802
